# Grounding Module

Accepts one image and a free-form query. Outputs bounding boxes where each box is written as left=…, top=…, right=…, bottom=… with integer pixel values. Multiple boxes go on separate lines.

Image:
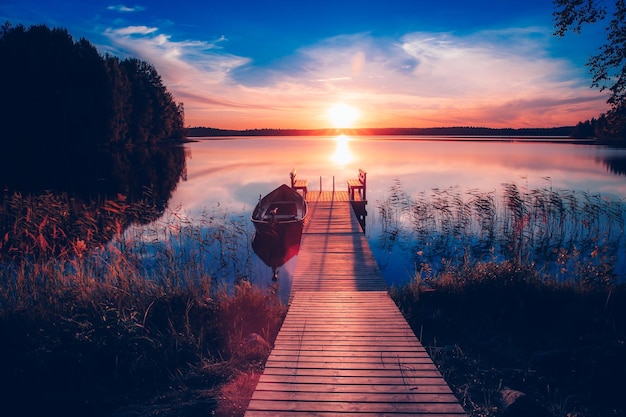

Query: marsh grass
left=392, top=264, right=626, bottom=417
left=384, top=181, right=626, bottom=416
left=0, top=204, right=286, bottom=417
left=378, top=179, right=625, bottom=286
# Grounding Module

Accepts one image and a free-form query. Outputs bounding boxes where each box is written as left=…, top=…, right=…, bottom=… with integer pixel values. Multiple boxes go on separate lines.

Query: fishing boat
left=251, top=184, right=308, bottom=234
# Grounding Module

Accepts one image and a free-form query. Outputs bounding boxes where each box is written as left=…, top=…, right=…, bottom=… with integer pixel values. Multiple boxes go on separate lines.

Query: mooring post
left=332, top=176, right=335, bottom=193
left=319, top=176, right=322, bottom=193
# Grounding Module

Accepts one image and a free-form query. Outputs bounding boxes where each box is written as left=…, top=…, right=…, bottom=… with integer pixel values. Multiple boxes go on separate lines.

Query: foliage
left=571, top=109, right=626, bottom=142
left=0, top=22, right=185, bottom=149
left=0, top=145, right=187, bottom=262
left=554, top=0, right=623, bottom=106
left=554, top=0, right=626, bottom=140
left=0, top=205, right=286, bottom=417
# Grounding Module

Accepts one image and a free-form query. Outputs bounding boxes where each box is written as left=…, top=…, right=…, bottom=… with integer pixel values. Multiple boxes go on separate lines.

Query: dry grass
left=391, top=263, right=626, bottom=417
left=381, top=181, right=626, bottom=416
left=0, top=205, right=286, bottom=417
left=213, top=370, right=263, bottom=417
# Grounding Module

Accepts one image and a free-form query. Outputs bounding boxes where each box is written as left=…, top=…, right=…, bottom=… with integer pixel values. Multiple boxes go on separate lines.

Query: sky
left=0, top=1, right=614, bottom=129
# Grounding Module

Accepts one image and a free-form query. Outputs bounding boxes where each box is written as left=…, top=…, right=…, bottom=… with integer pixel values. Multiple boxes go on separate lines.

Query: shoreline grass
left=376, top=179, right=625, bottom=286
left=0, top=268, right=286, bottom=417
left=378, top=180, right=626, bottom=416
left=0, top=204, right=285, bottom=417
left=391, top=263, right=626, bottom=417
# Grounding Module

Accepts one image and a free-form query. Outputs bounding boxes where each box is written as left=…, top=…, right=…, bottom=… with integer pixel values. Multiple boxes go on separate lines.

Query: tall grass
left=0, top=203, right=286, bottom=416
left=384, top=180, right=626, bottom=416
left=377, top=179, right=626, bottom=286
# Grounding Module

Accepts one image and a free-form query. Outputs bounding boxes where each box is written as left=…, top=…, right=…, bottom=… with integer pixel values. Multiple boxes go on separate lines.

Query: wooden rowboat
left=251, top=184, right=308, bottom=233
left=251, top=184, right=308, bottom=278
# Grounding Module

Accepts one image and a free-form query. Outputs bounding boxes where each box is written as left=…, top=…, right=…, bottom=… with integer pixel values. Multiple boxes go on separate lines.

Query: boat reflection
left=252, top=225, right=303, bottom=280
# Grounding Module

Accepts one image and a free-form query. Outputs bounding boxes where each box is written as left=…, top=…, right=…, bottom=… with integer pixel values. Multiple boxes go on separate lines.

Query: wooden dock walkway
left=245, top=191, right=466, bottom=416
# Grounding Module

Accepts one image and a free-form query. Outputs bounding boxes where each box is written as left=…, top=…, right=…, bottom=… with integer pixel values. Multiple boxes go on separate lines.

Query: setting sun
left=327, top=103, right=360, bottom=128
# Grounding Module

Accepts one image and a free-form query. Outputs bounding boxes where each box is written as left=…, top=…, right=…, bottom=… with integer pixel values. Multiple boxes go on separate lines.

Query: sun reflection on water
left=331, top=134, right=353, bottom=166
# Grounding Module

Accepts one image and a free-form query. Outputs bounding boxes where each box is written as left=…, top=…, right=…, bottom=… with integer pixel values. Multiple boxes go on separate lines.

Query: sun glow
left=327, top=103, right=360, bottom=128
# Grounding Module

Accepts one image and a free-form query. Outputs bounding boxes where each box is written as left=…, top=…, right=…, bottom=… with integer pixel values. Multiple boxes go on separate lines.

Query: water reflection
left=165, top=137, right=626, bottom=284
left=0, top=146, right=187, bottom=260
left=4, top=136, right=626, bottom=289
left=332, top=135, right=354, bottom=166
left=252, top=227, right=302, bottom=280
left=601, top=153, right=626, bottom=176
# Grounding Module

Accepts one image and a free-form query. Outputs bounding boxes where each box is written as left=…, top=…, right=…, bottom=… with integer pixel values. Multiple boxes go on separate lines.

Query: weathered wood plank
left=264, top=359, right=437, bottom=368
left=246, top=413, right=461, bottom=417
left=253, top=381, right=454, bottom=394
left=251, top=391, right=461, bottom=404
left=267, top=351, right=433, bottom=360
left=246, top=413, right=462, bottom=417
left=244, top=196, right=465, bottom=416
left=247, top=399, right=466, bottom=413
left=255, top=374, right=452, bottom=386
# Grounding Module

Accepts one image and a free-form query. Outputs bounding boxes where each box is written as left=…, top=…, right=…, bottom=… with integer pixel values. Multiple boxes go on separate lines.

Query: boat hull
left=251, top=184, right=308, bottom=232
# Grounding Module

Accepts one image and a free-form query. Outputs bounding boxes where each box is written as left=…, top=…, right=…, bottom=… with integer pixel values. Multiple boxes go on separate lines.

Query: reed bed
left=377, top=179, right=625, bottom=286
left=383, top=180, right=626, bottom=416
left=0, top=203, right=286, bottom=417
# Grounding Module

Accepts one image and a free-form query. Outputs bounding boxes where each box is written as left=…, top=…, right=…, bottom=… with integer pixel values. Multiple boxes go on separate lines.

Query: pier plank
left=245, top=193, right=465, bottom=416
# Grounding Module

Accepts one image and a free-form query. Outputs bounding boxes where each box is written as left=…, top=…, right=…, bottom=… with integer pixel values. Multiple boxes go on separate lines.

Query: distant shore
left=185, top=125, right=576, bottom=138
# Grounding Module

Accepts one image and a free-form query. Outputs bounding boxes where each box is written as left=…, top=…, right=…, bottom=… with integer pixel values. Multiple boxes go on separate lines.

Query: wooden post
left=319, top=176, right=322, bottom=193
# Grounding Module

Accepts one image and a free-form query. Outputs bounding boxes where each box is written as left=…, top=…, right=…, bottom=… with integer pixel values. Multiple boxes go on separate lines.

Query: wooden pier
left=245, top=189, right=466, bottom=416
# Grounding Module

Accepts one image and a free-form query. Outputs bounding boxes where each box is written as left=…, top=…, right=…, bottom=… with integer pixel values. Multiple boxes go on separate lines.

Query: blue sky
left=1, top=1, right=611, bottom=129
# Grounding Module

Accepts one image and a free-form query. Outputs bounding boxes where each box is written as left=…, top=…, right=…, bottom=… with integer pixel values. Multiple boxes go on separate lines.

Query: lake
left=2, top=135, right=625, bottom=299
left=161, top=136, right=626, bottom=293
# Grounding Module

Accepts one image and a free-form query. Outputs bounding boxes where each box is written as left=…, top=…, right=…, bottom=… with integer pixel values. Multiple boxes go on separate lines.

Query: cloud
left=107, top=5, right=145, bottom=13
left=101, top=25, right=609, bottom=129
left=107, top=25, right=157, bottom=36
left=103, top=26, right=251, bottom=108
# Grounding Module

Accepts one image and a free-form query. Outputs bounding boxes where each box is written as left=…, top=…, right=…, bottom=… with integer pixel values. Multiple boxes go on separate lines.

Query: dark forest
left=0, top=23, right=185, bottom=151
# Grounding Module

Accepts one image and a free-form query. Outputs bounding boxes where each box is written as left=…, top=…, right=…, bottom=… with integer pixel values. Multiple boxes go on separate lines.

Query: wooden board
left=290, top=200, right=387, bottom=295
left=244, top=197, right=466, bottom=416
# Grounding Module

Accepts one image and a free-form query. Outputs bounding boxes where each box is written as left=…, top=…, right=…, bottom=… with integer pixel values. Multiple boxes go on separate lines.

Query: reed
left=0, top=204, right=286, bottom=417
left=377, top=180, right=626, bottom=287
left=385, top=180, right=626, bottom=416
left=391, top=263, right=626, bottom=417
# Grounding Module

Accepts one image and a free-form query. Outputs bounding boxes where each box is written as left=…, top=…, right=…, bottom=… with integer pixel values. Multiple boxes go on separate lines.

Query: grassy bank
left=391, top=262, right=626, bottom=417
left=380, top=181, right=626, bottom=416
left=0, top=273, right=285, bottom=417
left=0, top=206, right=286, bottom=417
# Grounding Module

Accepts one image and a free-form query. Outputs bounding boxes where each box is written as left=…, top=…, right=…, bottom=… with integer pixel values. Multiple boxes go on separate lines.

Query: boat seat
left=267, top=201, right=297, bottom=215
left=263, top=214, right=297, bottom=221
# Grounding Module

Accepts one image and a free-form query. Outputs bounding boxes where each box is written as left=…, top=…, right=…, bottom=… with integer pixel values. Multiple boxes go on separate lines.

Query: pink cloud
left=103, top=26, right=609, bottom=129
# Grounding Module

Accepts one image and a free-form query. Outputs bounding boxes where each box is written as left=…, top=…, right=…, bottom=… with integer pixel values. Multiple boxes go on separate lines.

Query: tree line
left=186, top=126, right=575, bottom=137
left=0, top=23, right=185, bottom=151
left=570, top=111, right=626, bottom=144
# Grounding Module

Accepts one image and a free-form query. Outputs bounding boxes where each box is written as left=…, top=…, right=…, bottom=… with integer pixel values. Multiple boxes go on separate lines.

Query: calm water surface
left=165, top=136, right=626, bottom=291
